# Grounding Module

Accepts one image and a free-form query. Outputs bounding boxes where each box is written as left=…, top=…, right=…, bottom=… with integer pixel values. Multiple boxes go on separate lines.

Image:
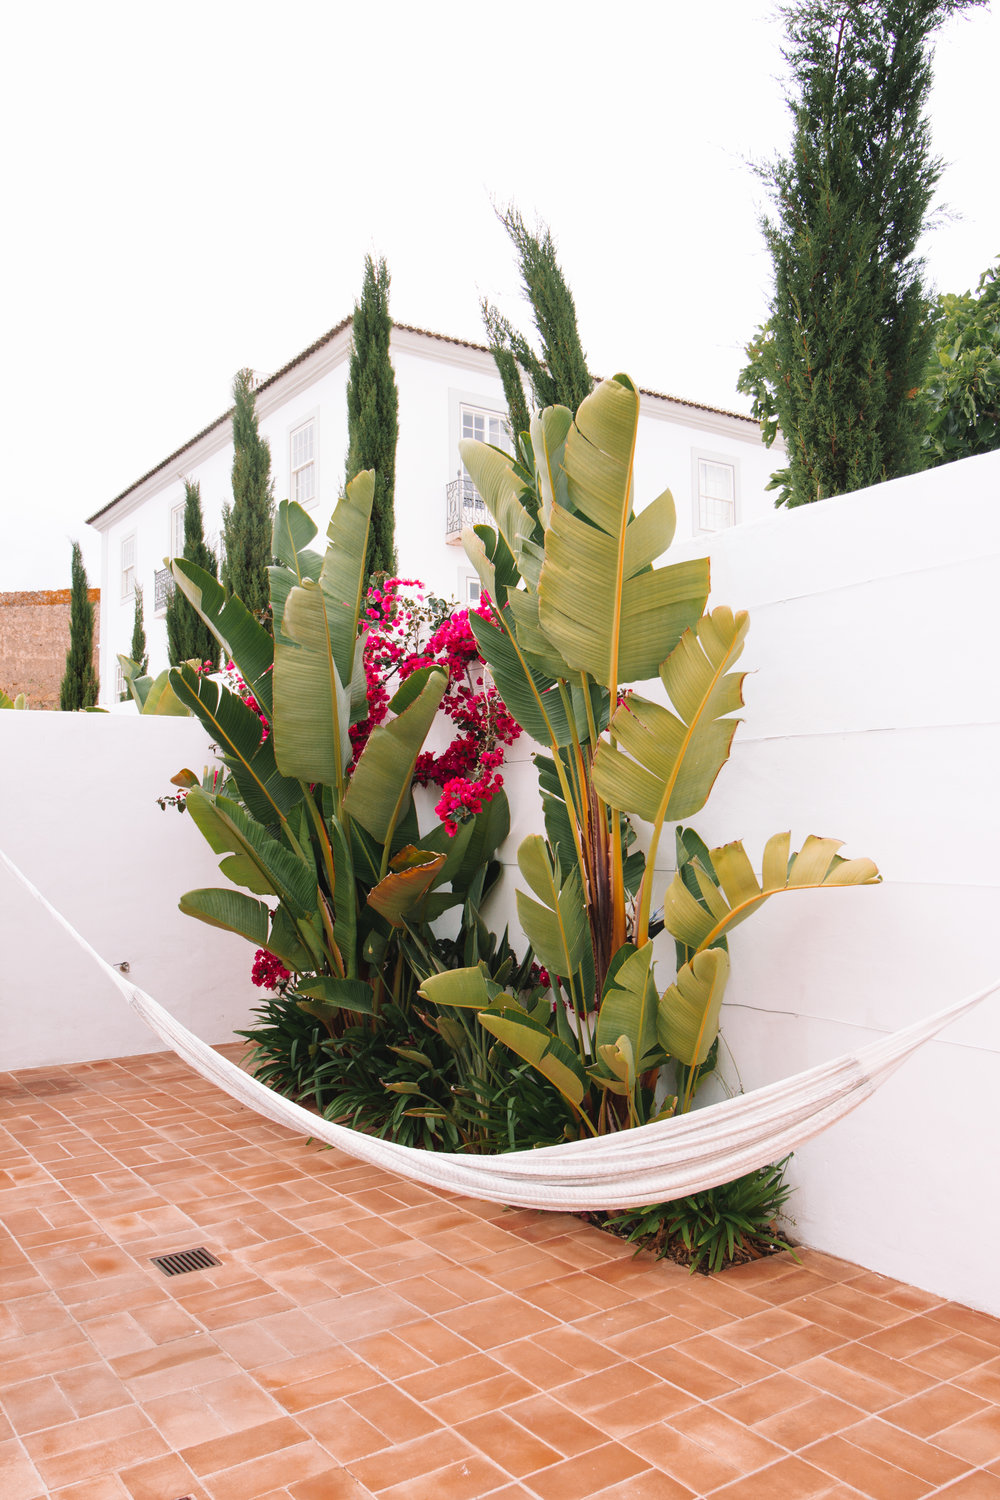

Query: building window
left=290, top=419, right=316, bottom=507
left=170, top=502, right=185, bottom=560
left=463, top=573, right=482, bottom=607
left=461, top=404, right=510, bottom=454
left=115, top=661, right=127, bottom=701
left=694, top=456, right=737, bottom=532
left=121, top=534, right=136, bottom=598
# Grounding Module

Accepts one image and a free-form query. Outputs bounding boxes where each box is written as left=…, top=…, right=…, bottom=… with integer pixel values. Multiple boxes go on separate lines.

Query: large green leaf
left=657, top=948, right=730, bottom=1067
left=458, top=440, right=535, bottom=564
left=184, top=788, right=317, bottom=916
left=468, top=609, right=571, bottom=746
left=476, top=1006, right=587, bottom=1109
left=418, top=965, right=503, bottom=1010
left=344, top=668, right=448, bottom=844
left=178, top=887, right=270, bottom=948
left=270, top=474, right=375, bottom=788
left=592, top=607, right=749, bottom=823
left=168, top=666, right=303, bottom=825
left=594, top=943, right=662, bottom=1074
left=531, top=376, right=709, bottom=691
left=271, top=499, right=321, bottom=574
left=661, top=833, right=882, bottom=953
left=296, top=977, right=376, bottom=1018
left=139, top=668, right=191, bottom=716
left=515, top=837, right=593, bottom=1005
left=529, top=405, right=572, bottom=527
left=322, top=471, right=375, bottom=688
left=170, top=558, right=275, bottom=717
left=367, top=848, right=447, bottom=927
left=462, top=524, right=520, bottom=612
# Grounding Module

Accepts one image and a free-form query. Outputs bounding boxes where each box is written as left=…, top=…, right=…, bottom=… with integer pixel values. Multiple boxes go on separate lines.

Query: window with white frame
left=462, top=572, right=482, bottom=607
left=694, top=456, right=737, bottom=532
left=115, top=661, right=127, bottom=701
left=121, top=533, right=136, bottom=598
left=170, top=502, right=185, bottom=560
left=290, top=419, right=317, bottom=507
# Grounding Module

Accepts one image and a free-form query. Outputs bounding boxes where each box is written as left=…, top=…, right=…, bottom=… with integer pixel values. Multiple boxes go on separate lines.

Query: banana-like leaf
left=117, top=655, right=153, bottom=710
left=296, top=976, right=376, bottom=1017
left=178, top=887, right=271, bottom=948
left=367, top=847, right=447, bottom=927
left=184, top=787, right=317, bottom=916
left=419, top=965, right=504, bottom=1010
left=529, top=405, right=572, bottom=527
left=270, top=474, right=375, bottom=787
left=462, top=524, right=520, bottom=612
left=593, top=1034, right=636, bottom=1094
left=515, top=837, right=594, bottom=1006
left=168, top=666, right=303, bottom=825
left=592, top=607, right=749, bottom=823
left=594, top=943, right=662, bottom=1074
left=345, top=668, right=448, bottom=844
left=657, top=947, right=730, bottom=1067
left=468, top=609, right=571, bottom=746
left=141, top=669, right=192, bottom=717
left=329, top=818, right=357, bottom=978
left=458, top=440, right=535, bottom=565
left=507, top=589, right=573, bottom=679
left=661, top=833, right=882, bottom=953
left=170, top=558, right=275, bottom=717
left=476, top=1006, right=587, bottom=1109
left=269, top=904, right=318, bottom=972
left=321, top=471, right=376, bottom=689
left=271, top=499, right=322, bottom=575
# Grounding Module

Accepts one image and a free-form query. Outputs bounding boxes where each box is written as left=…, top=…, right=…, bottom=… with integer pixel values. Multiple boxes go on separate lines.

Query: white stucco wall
left=655, top=448, right=1000, bottom=1314
left=89, top=323, right=776, bottom=705
left=0, top=714, right=255, bottom=1071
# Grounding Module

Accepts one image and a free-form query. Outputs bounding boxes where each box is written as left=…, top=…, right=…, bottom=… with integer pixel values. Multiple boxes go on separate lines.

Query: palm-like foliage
left=420, top=377, right=880, bottom=1133
left=163, top=472, right=513, bottom=1034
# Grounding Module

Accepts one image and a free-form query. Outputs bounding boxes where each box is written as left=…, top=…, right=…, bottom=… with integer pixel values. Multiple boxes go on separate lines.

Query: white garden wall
left=0, top=714, right=254, bottom=1071
left=654, top=448, right=1000, bottom=1315
left=6, top=447, right=999, bottom=1314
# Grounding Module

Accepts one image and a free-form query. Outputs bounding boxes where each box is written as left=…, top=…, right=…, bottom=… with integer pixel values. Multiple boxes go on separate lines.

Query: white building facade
left=87, top=321, right=780, bottom=706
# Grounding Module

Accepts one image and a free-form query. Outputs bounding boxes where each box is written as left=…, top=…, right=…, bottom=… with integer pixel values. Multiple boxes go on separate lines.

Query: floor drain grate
left=150, top=1247, right=221, bottom=1277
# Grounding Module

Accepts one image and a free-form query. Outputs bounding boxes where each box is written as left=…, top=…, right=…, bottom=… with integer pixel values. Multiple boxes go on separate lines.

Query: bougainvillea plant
left=242, top=575, right=520, bottom=988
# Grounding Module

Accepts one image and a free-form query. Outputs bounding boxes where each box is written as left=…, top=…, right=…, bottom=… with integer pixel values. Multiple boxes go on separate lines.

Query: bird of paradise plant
left=420, top=376, right=880, bottom=1135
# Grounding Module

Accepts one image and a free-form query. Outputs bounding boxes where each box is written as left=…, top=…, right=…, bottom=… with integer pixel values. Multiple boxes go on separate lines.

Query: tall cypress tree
left=482, top=207, right=593, bottom=449
left=739, top=0, right=983, bottom=508
left=59, top=541, right=99, bottom=710
left=166, top=480, right=220, bottom=668
left=221, top=369, right=274, bottom=620
left=129, top=584, right=148, bottom=678
left=345, top=255, right=399, bottom=582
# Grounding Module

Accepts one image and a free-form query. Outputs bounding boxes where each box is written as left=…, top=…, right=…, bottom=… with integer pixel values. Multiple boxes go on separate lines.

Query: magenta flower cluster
left=350, top=578, right=521, bottom=836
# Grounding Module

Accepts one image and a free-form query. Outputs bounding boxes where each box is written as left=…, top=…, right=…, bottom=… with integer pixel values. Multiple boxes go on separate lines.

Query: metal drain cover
left=150, top=1247, right=221, bottom=1277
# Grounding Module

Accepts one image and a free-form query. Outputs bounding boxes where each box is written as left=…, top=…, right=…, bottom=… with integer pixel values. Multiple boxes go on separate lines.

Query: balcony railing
left=154, top=567, right=174, bottom=612
left=445, top=476, right=489, bottom=541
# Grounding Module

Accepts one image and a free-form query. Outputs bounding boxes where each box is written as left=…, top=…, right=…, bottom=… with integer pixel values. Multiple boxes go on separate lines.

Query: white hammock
left=5, top=847, right=996, bottom=1212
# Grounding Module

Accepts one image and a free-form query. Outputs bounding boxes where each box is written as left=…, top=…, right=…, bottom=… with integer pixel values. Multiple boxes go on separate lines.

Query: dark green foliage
left=59, top=542, right=98, bottom=710
left=345, top=256, right=399, bottom=584
left=221, top=369, right=274, bottom=621
left=605, top=1160, right=796, bottom=1275
left=483, top=208, right=593, bottom=451
left=238, top=995, right=574, bottom=1153
left=739, top=0, right=983, bottom=508
left=918, top=256, right=1000, bottom=467
left=166, top=481, right=220, bottom=668
left=121, top=584, right=148, bottom=699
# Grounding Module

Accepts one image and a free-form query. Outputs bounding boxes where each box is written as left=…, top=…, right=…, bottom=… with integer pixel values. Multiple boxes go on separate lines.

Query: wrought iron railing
left=154, top=567, right=174, bottom=612
left=445, top=476, right=489, bottom=539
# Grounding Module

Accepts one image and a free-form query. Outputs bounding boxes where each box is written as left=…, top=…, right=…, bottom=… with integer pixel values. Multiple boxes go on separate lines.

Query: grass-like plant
left=605, top=1160, right=796, bottom=1275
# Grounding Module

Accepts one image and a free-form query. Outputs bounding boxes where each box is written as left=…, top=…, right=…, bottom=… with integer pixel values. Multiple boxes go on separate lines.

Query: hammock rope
left=4, top=846, right=996, bottom=1212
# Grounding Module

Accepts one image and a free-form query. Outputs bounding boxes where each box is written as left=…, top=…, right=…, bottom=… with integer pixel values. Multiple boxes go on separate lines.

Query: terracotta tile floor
left=3, top=1048, right=1000, bottom=1500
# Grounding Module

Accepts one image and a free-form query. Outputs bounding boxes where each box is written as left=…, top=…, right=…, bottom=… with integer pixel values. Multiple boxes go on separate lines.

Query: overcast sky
left=2, top=0, right=996, bottom=593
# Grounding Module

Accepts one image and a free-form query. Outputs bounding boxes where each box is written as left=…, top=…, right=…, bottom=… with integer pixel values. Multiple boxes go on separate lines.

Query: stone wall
left=0, top=588, right=101, bottom=709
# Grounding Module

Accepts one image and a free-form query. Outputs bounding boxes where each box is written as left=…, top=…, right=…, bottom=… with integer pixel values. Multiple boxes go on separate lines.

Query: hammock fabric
left=5, top=847, right=996, bottom=1212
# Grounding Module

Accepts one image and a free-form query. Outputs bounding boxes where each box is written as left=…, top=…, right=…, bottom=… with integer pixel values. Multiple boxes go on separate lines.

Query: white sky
left=1, top=0, right=996, bottom=593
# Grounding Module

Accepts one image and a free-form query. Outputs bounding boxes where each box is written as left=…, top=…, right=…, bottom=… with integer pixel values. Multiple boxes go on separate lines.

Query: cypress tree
left=221, top=369, right=274, bottom=621
left=482, top=208, right=593, bottom=446
left=59, top=541, right=99, bottom=710
left=739, top=0, right=983, bottom=508
left=166, top=480, right=220, bottom=668
left=122, top=583, right=148, bottom=698
left=345, top=255, right=399, bottom=582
